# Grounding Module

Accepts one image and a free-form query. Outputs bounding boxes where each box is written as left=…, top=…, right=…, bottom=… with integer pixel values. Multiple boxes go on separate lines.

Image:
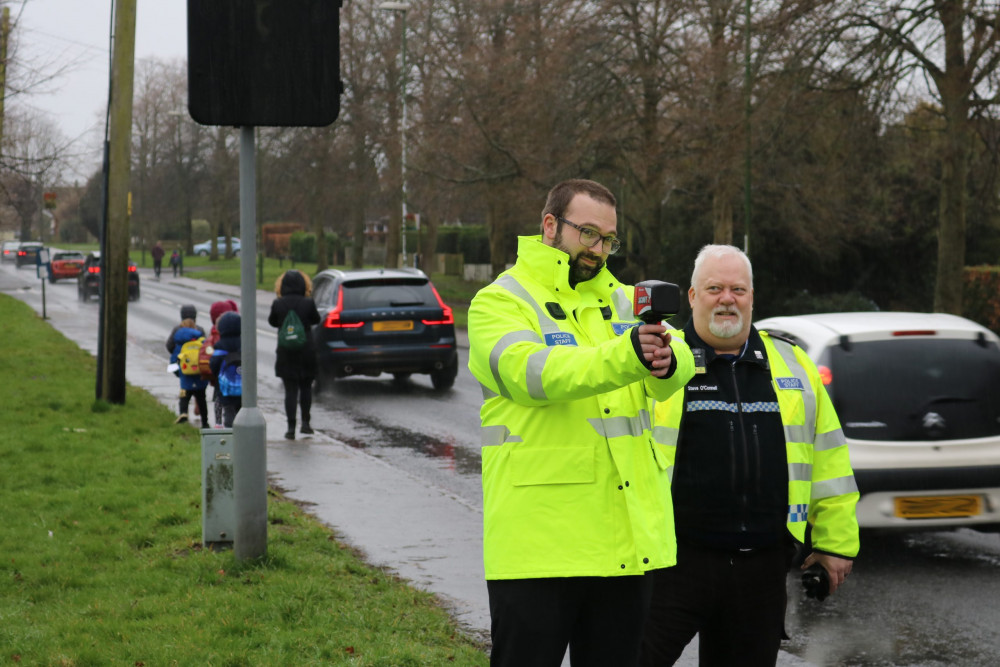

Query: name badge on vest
left=776, top=377, right=804, bottom=390
left=612, top=322, right=638, bottom=336
left=545, top=331, right=577, bottom=346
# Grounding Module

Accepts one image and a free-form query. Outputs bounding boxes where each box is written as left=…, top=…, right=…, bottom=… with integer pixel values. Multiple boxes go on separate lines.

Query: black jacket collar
left=682, top=319, right=770, bottom=370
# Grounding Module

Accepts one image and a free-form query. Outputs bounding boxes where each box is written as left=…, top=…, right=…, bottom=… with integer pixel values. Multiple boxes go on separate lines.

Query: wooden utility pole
left=0, top=6, right=11, bottom=156
left=101, top=0, right=136, bottom=404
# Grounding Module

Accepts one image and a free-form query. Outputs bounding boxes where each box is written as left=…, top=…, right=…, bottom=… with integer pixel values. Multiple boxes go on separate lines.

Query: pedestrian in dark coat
left=209, top=311, right=242, bottom=428
left=151, top=241, right=165, bottom=278
left=268, top=269, right=320, bottom=440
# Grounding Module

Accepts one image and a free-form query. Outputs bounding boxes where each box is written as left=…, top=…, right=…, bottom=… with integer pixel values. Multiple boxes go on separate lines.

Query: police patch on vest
left=545, top=331, right=577, bottom=346
left=788, top=503, right=808, bottom=522
left=776, top=377, right=804, bottom=390
left=612, top=322, right=638, bottom=336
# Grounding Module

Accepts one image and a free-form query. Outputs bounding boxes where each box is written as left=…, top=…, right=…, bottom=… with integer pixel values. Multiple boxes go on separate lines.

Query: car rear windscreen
left=342, top=279, right=434, bottom=309
left=826, top=337, right=1000, bottom=441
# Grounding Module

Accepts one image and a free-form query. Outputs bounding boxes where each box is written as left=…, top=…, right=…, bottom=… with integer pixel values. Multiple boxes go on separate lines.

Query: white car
left=755, top=312, right=1000, bottom=532
left=191, top=237, right=240, bottom=257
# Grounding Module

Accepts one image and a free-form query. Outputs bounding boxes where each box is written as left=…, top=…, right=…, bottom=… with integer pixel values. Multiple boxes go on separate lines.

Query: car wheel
left=198, top=250, right=209, bottom=257
left=430, top=356, right=458, bottom=391
left=49, top=275, right=57, bottom=283
left=392, top=373, right=411, bottom=383
left=79, top=287, right=88, bottom=302
left=233, top=250, right=240, bottom=257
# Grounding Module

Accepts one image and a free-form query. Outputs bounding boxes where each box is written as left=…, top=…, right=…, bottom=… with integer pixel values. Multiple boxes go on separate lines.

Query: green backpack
left=278, top=309, right=306, bottom=350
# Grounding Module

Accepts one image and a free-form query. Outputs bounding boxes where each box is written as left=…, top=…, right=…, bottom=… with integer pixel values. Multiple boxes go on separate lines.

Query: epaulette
left=760, top=329, right=799, bottom=348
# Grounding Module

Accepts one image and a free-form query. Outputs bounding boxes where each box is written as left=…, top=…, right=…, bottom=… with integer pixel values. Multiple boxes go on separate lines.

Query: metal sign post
left=232, top=126, right=268, bottom=560
left=37, top=248, right=50, bottom=320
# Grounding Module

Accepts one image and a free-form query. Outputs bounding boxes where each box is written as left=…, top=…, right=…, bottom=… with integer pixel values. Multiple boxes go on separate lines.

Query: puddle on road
left=335, top=414, right=482, bottom=477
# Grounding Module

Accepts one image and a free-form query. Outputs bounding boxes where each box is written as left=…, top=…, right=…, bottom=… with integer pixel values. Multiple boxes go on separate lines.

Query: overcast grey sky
left=14, top=0, right=187, bottom=178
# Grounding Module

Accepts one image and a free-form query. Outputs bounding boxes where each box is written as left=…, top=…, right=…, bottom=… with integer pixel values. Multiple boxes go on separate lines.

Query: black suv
left=312, top=268, right=459, bottom=390
left=15, top=241, right=43, bottom=268
left=77, top=251, right=141, bottom=302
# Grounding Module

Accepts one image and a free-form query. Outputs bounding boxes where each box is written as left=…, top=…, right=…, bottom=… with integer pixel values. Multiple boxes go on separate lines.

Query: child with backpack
left=170, top=318, right=210, bottom=428
left=165, top=305, right=206, bottom=422
left=209, top=311, right=242, bottom=428
left=204, top=299, right=239, bottom=427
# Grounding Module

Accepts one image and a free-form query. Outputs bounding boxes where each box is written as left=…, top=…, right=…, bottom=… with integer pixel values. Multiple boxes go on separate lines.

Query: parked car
left=755, top=311, right=1000, bottom=532
left=47, top=250, right=86, bottom=282
left=77, top=251, right=141, bottom=302
left=191, top=236, right=241, bottom=257
left=15, top=241, right=43, bottom=268
left=1, top=240, right=19, bottom=263
left=311, top=268, right=459, bottom=390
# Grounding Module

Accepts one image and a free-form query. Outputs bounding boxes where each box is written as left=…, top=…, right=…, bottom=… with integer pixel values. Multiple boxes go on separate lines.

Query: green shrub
left=289, top=232, right=340, bottom=263
left=963, top=266, right=1000, bottom=335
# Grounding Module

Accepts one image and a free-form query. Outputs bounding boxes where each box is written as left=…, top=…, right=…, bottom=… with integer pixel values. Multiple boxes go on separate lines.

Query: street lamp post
left=379, top=1, right=411, bottom=268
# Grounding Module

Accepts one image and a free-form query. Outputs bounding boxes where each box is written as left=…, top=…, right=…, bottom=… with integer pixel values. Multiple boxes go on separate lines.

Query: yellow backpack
left=178, top=337, right=205, bottom=376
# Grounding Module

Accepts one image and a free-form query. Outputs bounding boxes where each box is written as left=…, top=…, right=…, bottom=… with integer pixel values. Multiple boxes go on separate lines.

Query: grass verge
left=0, top=295, right=488, bottom=665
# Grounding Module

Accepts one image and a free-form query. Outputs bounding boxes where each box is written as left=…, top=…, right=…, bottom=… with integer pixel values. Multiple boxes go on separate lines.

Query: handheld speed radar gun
left=633, top=280, right=681, bottom=324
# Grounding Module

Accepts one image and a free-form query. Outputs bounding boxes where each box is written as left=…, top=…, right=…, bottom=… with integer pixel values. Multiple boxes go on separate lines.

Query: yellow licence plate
left=373, top=320, right=413, bottom=332
left=894, top=494, right=982, bottom=519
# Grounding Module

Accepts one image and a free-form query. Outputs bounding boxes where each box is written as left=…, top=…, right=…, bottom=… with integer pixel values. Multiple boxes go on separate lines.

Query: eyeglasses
left=557, top=217, right=622, bottom=255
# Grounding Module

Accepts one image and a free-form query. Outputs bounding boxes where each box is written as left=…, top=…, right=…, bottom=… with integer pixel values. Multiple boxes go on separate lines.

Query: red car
left=48, top=251, right=85, bottom=282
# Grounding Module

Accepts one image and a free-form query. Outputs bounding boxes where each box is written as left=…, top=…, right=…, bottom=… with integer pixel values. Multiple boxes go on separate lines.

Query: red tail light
left=422, top=285, right=454, bottom=326
left=128, top=265, right=137, bottom=273
left=892, top=330, right=935, bottom=336
left=323, top=289, right=364, bottom=329
left=88, top=266, right=101, bottom=274
left=817, top=365, right=833, bottom=386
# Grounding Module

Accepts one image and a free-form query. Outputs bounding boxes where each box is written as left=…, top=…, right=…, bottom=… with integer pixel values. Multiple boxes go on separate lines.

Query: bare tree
left=835, top=0, right=1000, bottom=313
left=0, top=108, right=69, bottom=239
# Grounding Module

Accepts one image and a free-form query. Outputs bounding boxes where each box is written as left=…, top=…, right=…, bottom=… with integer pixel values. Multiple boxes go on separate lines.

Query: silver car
left=756, top=311, right=1000, bottom=532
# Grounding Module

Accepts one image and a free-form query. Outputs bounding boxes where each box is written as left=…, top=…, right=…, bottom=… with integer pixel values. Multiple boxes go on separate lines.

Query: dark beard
left=554, top=227, right=604, bottom=286
left=568, top=252, right=604, bottom=286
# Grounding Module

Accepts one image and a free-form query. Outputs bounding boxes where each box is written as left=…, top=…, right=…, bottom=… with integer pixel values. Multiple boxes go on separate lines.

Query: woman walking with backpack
left=268, top=270, right=320, bottom=440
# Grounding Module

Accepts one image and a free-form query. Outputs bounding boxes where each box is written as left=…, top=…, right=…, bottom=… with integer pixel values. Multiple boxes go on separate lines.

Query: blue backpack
left=216, top=350, right=242, bottom=397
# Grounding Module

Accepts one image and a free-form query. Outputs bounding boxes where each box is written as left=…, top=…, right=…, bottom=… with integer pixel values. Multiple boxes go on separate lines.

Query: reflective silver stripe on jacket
left=587, top=409, right=651, bottom=439
left=489, top=330, right=543, bottom=399
left=811, top=475, right=859, bottom=500
left=490, top=274, right=568, bottom=401
left=788, top=462, right=812, bottom=483
left=525, top=347, right=553, bottom=401
left=480, top=424, right=523, bottom=447
left=814, top=428, right=847, bottom=451
left=771, top=338, right=817, bottom=442
left=495, top=275, right=562, bottom=335
left=652, top=424, right=680, bottom=447
left=611, top=288, right=633, bottom=320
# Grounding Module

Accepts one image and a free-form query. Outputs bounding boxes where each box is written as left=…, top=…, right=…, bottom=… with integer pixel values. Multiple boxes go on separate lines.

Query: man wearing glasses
left=468, top=179, right=694, bottom=666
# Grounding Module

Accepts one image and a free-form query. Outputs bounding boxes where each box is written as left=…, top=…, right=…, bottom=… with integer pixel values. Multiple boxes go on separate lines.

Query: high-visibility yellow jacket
left=468, top=236, right=695, bottom=580
left=653, top=329, right=860, bottom=558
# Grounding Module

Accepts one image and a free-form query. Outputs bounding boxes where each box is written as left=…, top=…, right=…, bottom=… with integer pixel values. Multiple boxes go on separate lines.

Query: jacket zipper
left=729, top=362, right=750, bottom=532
